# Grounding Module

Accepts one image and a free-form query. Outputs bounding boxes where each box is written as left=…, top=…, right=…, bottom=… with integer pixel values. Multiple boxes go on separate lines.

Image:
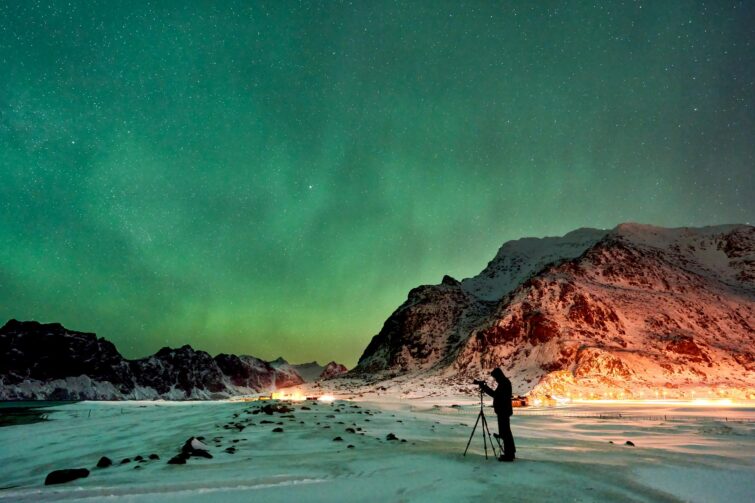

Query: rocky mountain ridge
left=0, top=320, right=342, bottom=400
left=353, top=223, right=755, bottom=400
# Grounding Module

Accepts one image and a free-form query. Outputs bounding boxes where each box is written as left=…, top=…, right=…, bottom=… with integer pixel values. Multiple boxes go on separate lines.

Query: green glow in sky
left=2, top=1, right=753, bottom=366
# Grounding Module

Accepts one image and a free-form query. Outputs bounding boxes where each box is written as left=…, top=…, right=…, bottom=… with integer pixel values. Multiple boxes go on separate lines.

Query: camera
left=472, top=379, right=485, bottom=387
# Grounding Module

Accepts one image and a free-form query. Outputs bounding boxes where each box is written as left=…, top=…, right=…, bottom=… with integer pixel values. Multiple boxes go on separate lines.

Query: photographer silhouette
left=477, top=368, right=516, bottom=462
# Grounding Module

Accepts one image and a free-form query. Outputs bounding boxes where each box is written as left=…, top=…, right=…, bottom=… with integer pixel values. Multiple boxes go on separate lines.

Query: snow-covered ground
left=0, top=399, right=753, bottom=502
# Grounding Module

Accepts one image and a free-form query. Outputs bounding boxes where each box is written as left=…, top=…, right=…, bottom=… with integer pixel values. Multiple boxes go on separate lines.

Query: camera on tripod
left=464, top=378, right=502, bottom=459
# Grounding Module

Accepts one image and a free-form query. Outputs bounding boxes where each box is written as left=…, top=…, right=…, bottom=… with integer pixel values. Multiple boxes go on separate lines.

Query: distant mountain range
left=272, top=358, right=349, bottom=383
left=353, top=223, right=755, bottom=400
left=5, top=223, right=753, bottom=402
left=0, top=320, right=347, bottom=400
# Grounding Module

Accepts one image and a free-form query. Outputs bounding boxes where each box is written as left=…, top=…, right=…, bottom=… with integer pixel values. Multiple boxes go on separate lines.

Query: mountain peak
left=355, top=223, right=755, bottom=400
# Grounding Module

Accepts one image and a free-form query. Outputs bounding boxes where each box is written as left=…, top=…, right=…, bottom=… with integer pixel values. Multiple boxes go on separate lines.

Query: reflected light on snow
left=550, top=395, right=572, bottom=405
left=318, top=395, right=335, bottom=402
left=570, top=398, right=744, bottom=407
left=690, top=398, right=734, bottom=407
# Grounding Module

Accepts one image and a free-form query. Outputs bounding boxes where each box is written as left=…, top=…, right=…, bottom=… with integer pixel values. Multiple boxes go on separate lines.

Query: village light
left=270, top=390, right=307, bottom=401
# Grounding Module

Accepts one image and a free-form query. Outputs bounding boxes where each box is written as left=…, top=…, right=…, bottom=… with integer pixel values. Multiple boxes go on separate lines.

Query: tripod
left=463, top=388, right=503, bottom=459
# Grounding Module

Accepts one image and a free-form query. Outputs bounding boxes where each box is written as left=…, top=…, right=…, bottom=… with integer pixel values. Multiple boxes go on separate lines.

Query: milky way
left=2, top=1, right=753, bottom=365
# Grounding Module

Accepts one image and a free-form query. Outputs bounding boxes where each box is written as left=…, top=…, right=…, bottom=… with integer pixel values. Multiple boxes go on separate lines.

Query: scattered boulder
left=191, top=449, right=213, bottom=459
left=224, top=447, right=236, bottom=454
left=333, top=436, right=343, bottom=442
left=149, top=453, right=160, bottom=460
left=120, top=458, right=131, bottom=464
left=167, top=454, right=187, bottom=465
left=625, top=440, right=635, bottom=447
left=182, top=437, right=210, bottom=453
left=272, top=427, right=284, bottom=433
left=261, top=404, right=293, bottom=415
left=45, top=468, right=90, bottom=485
left=134, top=455, right=144, bottom=461
left=386, top=433, right=398, bottom=441
left=347, top=445, right=355, bottom=449
left=96, top=456, right=112, bottom=468
left=345, top=428, right=356, bottom=434
left=171, top=437, right=213, bottom=461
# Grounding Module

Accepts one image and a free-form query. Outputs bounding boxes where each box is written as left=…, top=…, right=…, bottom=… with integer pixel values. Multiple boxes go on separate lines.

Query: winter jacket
left=480, top=377, right=513, bottom=417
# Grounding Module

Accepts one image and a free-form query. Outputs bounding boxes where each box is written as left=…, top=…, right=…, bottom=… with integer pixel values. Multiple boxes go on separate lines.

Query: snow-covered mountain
left=0, top=320, right=304, bottom=400
left=354, top=223, right=755, bottom=400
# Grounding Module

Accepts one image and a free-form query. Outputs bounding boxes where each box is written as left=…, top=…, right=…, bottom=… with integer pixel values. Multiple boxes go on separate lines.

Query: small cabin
left=512, top=395, right=528, bottom=407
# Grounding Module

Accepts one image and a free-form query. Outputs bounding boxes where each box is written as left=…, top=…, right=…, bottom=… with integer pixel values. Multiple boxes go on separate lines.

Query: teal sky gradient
left=1, top=1, right=753, bottom=365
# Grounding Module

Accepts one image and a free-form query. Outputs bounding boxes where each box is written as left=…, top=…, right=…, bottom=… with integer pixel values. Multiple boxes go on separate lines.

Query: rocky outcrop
left=319, top=361, right=348, bottom=380
left=353, top=223, right=755, bottom=399
left=0, top=320, right=304, bottom=400
left=357, top=275, right=493, bottom=373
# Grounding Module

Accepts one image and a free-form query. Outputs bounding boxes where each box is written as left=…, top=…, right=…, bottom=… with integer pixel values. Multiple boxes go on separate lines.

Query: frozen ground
left=0, top=399, right=753, bottom=502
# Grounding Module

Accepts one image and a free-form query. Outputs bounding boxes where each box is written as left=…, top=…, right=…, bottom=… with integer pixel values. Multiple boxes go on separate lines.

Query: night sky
left=2, top=2, right=753, bottom=366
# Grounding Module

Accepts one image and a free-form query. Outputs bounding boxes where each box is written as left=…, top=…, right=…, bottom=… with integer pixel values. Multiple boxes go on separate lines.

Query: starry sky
left=1, top=1, right=753, bottom=366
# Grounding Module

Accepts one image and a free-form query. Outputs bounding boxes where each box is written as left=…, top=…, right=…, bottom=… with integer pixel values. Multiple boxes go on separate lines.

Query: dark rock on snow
left=167, top=454, right=187, bottom=465
left=181, top=437, right=213, bottom=459
left=45, top=468, right=89, bottom=485
left=95, top=456, right=112, bottom=468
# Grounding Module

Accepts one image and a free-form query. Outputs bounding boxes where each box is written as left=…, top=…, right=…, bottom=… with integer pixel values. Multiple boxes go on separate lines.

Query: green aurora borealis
left=1, top=1, right=753, bottom=366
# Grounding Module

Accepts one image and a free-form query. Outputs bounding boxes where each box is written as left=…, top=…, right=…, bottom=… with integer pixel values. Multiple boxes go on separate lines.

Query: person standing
left=478, top=367, right=516, bottom=462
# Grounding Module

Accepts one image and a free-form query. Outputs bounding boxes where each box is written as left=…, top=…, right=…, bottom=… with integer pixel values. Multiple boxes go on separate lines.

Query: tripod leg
left=463, top=411, right=482, bottom=457
left=481, top=413, right=498, bottom=458
left=481, top=414, right=488, bottom=459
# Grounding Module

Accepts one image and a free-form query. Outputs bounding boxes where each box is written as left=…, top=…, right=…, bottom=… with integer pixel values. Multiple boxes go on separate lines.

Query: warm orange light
left=690, top=398, right=734, bottom=407
left=570, top=398, right=744, bottom=407
left=271, top=390, right=307, bottom=401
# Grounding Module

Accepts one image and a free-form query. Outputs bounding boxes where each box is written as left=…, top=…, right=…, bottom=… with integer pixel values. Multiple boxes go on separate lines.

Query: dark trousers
left=497, top=415, right=516, bottom=457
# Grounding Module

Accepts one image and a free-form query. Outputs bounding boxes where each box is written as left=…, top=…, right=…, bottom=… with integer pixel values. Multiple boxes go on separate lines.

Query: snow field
left=0, top=399, right=753, bottom=502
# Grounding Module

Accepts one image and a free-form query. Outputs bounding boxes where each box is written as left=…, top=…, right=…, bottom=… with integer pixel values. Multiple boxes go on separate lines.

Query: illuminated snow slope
left=355, top=223, right=755, bottom=399
left=0, top=399, right=753, bottom=503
